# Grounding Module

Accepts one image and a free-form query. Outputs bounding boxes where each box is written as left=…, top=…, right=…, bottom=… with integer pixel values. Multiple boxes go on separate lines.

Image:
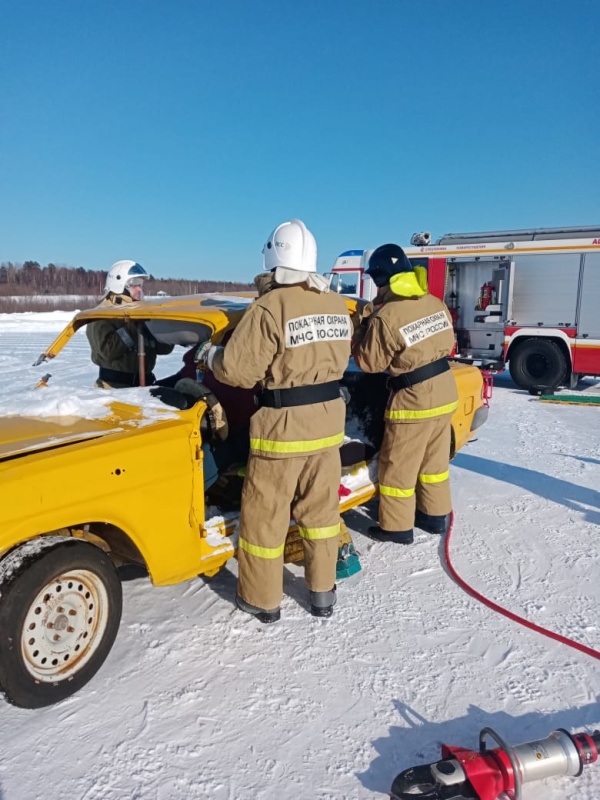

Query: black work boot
left=309, top=586, right=337, bottom=618
left=235, top=594, right=281, bottom=624
left=414, top=510, right=451, bottom=535
left=367, top=525, right=414, bottom=545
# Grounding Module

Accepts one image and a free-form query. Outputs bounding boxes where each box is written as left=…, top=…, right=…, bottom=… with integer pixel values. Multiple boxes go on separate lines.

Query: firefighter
left=352, top=244, right=458, bottom=544
left=196, top=219, right=352, bottom=623
left=87, top=260, right=173, bottom=388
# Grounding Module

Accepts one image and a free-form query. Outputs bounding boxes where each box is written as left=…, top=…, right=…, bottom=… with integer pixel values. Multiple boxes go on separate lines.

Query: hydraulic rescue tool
left=390, top=726, right=599, bottom=800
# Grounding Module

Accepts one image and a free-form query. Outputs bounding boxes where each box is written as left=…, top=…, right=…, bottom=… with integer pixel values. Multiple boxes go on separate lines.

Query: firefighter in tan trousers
left=352, top=244, right=458, bottom=544
left=196, top=219, right=352, bottom=623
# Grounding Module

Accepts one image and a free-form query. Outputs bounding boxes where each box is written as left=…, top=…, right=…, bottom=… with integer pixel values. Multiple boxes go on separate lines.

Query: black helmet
left=365, top=243, right=414, bottom=288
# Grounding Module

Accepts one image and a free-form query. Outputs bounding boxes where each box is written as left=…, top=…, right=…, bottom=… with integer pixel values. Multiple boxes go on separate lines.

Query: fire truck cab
left=326, top=226, right=600, bottom=392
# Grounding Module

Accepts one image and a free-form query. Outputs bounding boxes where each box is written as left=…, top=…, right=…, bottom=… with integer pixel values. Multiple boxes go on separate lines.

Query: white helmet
left=104, top=260, right=148, bottom=295
left=262, top=219, right=317, bottom=272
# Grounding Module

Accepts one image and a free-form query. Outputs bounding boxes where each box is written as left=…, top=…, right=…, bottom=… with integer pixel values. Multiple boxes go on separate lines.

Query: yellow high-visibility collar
left=389, top=271, right=427, bottom=297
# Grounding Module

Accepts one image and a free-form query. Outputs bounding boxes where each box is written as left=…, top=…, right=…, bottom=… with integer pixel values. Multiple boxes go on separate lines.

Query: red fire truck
left=326, top=226, right=600, bottom=392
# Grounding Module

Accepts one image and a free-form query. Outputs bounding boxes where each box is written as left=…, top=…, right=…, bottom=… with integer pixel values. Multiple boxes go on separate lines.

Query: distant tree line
left=0, top=261, right=253, bottom=297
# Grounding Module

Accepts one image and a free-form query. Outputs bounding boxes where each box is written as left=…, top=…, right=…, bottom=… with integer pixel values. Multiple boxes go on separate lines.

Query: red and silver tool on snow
left=390, top=726, right=600, bottom=800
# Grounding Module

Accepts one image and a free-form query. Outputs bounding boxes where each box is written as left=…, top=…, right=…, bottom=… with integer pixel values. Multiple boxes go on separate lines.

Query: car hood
left=0, top=401, right=179, bottom=460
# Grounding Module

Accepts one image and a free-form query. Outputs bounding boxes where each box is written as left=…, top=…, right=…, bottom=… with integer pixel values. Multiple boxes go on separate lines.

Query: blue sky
left=1, top=0, right=599, bottom=281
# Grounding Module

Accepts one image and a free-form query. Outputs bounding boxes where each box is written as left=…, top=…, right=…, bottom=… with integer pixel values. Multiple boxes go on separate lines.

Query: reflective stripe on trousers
left=237, top=522, right=340, bottom=556
left=237, top=448, right=342, bottom=610
left=418, top=470, right=450, bottom=484
left=380, top=484, right=415, bottom=498
left=378, top=417, right=452, bottom=532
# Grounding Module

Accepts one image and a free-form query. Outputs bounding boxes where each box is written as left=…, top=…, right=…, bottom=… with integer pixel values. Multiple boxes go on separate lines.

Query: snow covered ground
left=1, top=311, right=599, bottom=800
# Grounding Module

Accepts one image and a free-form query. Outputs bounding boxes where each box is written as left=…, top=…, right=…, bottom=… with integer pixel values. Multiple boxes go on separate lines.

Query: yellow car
left=0, top=294, right=488, bottom=708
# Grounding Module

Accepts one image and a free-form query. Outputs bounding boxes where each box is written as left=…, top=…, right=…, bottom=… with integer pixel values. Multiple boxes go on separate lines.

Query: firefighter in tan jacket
left=352, top=244, right=457, bottom=544
left=196, top=220, right=352, bottom=623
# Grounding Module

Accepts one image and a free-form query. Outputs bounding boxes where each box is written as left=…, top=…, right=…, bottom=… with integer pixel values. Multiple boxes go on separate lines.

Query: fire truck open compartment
left=444, top=256, right=513, bottom=361
left=445, top=249, right=600, bottom=362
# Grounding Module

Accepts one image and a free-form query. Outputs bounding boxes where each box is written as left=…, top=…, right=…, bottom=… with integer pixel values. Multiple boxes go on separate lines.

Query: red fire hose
left=444, top=513, right=600, bottom=661
left=389, top=515, right=600, bottom=799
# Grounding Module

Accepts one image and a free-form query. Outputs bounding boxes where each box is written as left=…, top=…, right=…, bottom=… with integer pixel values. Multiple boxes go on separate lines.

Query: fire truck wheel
left=508, top=338, right=568, bottom=392
left=0, top=537, right=122, bottom=709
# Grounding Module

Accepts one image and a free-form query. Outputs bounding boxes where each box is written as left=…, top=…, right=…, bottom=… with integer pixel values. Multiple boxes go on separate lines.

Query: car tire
left=508, top=339, right=568, bottom=392
left=0, top=537, right=122, bottom=709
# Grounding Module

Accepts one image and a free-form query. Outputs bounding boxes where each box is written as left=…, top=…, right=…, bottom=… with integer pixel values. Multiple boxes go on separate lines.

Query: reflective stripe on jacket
left=353, top=284, right=458, bottom=423
left=212, top=284, right=352, bottom=458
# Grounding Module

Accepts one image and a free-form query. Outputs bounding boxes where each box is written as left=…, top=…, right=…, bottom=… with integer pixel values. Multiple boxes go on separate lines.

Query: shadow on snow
left=358, top=698, right=600, bottom=795
left=452, top=452, right=600, bottom=525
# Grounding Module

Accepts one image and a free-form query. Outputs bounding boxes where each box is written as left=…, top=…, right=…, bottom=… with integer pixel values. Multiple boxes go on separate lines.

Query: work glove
left=174, top=377, right=210, bottom=400
left=195, top=340, right=222, bottom=371
left=174, top=378, right=229, bottom=440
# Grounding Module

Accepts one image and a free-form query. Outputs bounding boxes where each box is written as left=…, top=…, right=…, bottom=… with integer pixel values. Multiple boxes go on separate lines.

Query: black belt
left=387, top=358, right=450, bottom=391
left=259, top=380, right=341, bottom=409
left=98, top=367, right=155, bottom=387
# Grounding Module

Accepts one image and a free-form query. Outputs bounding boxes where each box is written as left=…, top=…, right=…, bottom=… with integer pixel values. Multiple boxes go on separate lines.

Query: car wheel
left=0, top=537, right=122, bottom=709
left=508, top=338, right=568, bottom=391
